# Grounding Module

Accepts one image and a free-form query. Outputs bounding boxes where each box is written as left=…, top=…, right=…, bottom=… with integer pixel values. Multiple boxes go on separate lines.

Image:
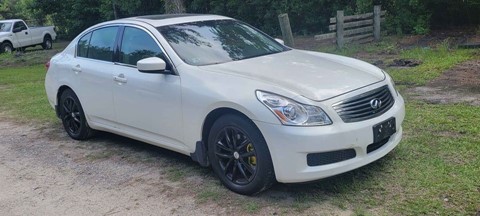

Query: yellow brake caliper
left=246, top=143, right=256, bottom=166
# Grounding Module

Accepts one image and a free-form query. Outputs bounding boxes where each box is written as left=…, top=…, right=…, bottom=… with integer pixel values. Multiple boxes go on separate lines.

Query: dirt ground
left=0, top=116, right=214, bottom=215
left=408, top=59, right=480, bottom=106
left=0, top=114, right=354, bottom=215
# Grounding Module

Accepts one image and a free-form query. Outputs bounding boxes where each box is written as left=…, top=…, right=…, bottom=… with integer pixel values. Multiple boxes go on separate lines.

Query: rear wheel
left=0, top=42, right=13, bottom=54
left=42, top=35, right=53, bottom=50
left=208, top=114, right=275, bottom=195
left=59, top=89, right=95, bottom=140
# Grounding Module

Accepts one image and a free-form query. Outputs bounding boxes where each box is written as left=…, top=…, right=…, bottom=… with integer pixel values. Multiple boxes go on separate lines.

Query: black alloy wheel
left=214, top=126, right=257, bottom=185
left=208, top=114, right=275, bottom=195
left=59, top=89, right=95, bottom=140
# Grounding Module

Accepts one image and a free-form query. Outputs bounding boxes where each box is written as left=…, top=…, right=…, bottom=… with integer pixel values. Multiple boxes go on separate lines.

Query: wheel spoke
left=231, top=161, right=238, bottom=181
left=216, top=141, right=233, bottom=152
left=72, top=121, right=79, bottom=132
left=63, top=104, right=71, bottom=113
left=68, top=99, right=75, bottom=112
left=231, top=129, right=238, bottom=148
left=236, top=138, right=250, bottom=151
left=215, top=152, right=232, bottom=159
left=224, top=130, right=232, bottom=148
left=237, top=162, right=249, bottom=180
left=241, top=151, right=255, bottom=158
left=223, top=158, right=233, bottom=174
left=239, top=159, right=255, bottom=174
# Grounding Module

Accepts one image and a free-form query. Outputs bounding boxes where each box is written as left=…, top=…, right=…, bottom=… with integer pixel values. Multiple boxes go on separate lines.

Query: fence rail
left=315, top=5, right=385, bottom=48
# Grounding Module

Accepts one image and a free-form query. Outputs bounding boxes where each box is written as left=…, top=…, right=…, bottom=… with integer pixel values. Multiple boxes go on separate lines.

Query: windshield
left=0, top=22, right=12, bottom=32
left=157, top=20, right=289, bottom=66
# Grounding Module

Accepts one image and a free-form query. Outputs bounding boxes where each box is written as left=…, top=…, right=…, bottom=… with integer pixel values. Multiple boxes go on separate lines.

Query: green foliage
left=1, top=0, right=480, bottom=39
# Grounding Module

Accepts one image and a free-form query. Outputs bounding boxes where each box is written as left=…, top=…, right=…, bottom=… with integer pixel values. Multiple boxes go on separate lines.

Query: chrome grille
left=333, top=85, right=395, bottom=123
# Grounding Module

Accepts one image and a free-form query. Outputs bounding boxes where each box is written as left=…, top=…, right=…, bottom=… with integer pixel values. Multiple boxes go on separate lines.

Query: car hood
left=199, top=49, right=385, bottom=101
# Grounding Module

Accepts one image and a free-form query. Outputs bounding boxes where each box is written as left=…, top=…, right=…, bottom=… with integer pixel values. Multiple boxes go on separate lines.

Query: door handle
left=72, top=65, right=82, bottom=74
left=113, top=74, right=127, bottom=84
left=25, top=32, right=28, bottom=35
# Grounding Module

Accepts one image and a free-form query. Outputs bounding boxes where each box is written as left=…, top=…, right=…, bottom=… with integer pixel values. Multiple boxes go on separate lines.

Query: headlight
left=383, top=70, right=398, bottom=96
left=256, top=91, right=332, bottom=126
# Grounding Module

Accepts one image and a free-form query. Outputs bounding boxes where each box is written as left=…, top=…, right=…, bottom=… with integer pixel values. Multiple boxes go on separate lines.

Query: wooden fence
left=314, top=5, right=385, bottom=48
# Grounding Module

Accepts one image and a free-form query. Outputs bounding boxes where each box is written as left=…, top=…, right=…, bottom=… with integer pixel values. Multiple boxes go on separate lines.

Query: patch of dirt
left=389, top=59, right=422, bottom=67
left=407, top=59, right=480, bottom=106
left=0, top=114, right=365, bottom=215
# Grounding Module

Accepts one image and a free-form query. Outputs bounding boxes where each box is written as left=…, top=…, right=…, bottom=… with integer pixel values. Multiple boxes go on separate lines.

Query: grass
left=388, top=43, right=475, bottom=85
left=0, top=65, right=56, bottom=122
left=0, top=37, right=478, bottom=215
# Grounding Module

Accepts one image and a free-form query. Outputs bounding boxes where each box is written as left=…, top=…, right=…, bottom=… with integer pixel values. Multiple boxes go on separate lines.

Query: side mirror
left=137, top=57, right=169, bottom=74
left=12, top=28, right=22, bottom=33
left=275, top=38, right=285, bottom=45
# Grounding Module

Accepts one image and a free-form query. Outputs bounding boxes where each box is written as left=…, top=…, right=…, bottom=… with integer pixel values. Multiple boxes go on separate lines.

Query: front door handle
left=113, top=74, right=127, bottom=84
left=72, top=65, right=82, bottom=74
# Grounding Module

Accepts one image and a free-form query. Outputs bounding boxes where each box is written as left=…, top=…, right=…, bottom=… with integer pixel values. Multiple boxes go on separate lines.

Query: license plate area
left=373, top=117, right=396, bottom=143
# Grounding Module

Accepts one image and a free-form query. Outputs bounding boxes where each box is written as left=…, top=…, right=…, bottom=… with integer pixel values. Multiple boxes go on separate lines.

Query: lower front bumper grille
left=307, top=149, right=356, bottom=166
left=307, top=136, right=392, bottom=167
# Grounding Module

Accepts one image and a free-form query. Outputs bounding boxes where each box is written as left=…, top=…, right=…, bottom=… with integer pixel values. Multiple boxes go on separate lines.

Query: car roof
left=121, top=14, right=233, bottom=27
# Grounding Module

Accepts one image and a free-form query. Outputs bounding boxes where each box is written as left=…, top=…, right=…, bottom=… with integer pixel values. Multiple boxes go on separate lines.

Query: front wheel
left=0, top=42, right=13, bottom=54
left=59, top=89, right=95, bottom=140
left=208, top=114, right=275, bottom=195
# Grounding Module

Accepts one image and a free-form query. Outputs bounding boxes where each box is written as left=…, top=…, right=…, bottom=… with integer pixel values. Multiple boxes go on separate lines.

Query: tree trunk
left=112, top=0, right=118, bottom=19
left=164, top=0, right=186, bottom=14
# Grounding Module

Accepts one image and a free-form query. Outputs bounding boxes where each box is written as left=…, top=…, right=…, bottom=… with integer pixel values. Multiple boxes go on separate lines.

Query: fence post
left=278, top=13, right=295, bottom=47
left=373, top=5, right=381, bottom=41
left=336, top=10, right=344, bottom=49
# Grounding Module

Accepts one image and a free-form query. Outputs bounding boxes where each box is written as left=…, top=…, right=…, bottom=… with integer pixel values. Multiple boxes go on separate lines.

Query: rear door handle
left=113, top=74, right=127, bottom=84
left=72, top=65, right=82, bottom=74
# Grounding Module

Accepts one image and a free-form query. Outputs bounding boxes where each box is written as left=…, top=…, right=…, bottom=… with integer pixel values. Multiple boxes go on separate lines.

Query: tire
left=59, top=89, right=95, bottom=140
left=42, top=35, right=53, bottom=50
left=208, top=114, right=275, bottom=195
left=0, top=42, right=13, bottom=54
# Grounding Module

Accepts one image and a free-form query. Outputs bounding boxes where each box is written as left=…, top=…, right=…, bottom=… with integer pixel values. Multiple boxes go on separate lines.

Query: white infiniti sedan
left=45, top=14, right=405, bottom=195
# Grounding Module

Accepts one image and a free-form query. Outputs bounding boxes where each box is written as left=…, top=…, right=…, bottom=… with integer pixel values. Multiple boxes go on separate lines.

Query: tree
left=164, top=0, right=185, bottom=14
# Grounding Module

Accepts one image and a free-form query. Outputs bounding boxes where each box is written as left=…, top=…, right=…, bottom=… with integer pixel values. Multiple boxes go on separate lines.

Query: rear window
left=76, top=27, right=118, bottom=62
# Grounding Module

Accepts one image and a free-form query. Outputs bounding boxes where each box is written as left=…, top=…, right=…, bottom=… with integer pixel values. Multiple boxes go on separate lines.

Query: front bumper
left=254, top=93, right=405, bottom=183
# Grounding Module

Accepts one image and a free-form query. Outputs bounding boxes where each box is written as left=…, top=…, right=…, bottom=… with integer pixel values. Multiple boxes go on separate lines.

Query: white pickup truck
left=0, top=19, right=57, bottom=53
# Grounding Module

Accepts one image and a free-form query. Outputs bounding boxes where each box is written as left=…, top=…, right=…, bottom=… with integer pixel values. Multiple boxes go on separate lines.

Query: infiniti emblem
left=370, top=98, right=382, bottom=110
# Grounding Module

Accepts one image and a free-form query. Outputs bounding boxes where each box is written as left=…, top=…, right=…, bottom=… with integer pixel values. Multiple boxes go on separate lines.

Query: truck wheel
left=42, top=35, right=53, bottom=50
left=0, top=42, right=13, bottom=54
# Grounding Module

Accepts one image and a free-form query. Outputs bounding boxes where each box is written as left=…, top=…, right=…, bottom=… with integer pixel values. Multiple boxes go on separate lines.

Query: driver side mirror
left=137, top=57, right=170, bottom=74
left=275, top=38, right=285, bottom=45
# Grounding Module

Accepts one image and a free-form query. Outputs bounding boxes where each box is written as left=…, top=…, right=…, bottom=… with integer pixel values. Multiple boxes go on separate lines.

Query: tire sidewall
left=208, top=114, right=275, bottom=195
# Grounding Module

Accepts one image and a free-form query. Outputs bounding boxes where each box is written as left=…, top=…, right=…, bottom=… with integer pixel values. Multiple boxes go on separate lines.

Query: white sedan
left=45, top=14, right=405, bottom=195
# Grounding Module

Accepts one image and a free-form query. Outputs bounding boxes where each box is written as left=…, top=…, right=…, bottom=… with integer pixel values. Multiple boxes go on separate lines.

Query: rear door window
left=87, top=27, right=118, bottom=62
left=77, top=32, right=92, bottom=58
